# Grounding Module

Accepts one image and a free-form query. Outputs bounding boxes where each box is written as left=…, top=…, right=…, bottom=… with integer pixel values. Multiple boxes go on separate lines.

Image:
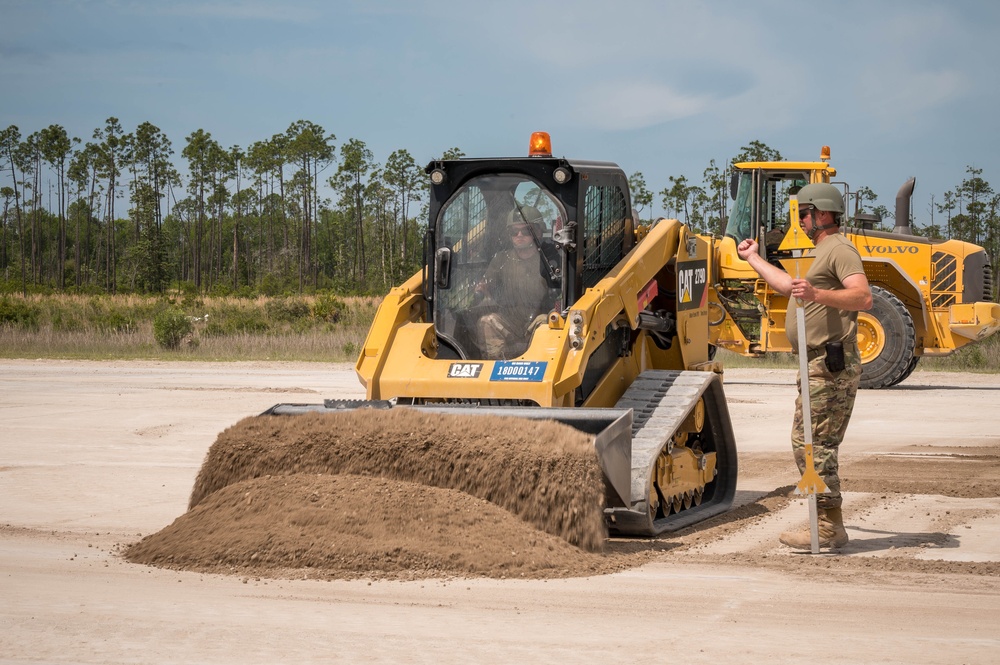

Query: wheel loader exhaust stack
left=267, top=134, right=739, bottom=538
left=892, top=177, right=916, bottom=236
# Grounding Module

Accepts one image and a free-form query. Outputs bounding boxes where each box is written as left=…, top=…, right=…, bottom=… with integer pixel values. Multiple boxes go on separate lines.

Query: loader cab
left=726, top=162, right=831, bottom=262
left=424, top=153, right=633, bottom=361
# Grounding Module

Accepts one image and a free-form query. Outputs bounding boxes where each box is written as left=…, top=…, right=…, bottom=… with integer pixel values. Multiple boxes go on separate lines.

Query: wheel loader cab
left=726, top=167, right=815, bottom=263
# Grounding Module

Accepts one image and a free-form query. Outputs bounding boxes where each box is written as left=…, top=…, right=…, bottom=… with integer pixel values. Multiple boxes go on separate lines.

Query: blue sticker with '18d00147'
left=489, top=360, right=546, bottom=382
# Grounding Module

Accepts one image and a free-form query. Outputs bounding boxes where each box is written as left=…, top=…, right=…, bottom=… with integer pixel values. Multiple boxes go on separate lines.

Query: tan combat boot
left=778, top=507, right=849, bottom=550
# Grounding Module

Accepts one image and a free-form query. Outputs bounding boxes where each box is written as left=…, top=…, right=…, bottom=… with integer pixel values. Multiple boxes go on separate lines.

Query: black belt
left=806, top=341, right=858, bottom=361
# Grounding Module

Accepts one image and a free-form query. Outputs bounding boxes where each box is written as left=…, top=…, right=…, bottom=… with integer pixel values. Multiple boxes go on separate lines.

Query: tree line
left=1, top=119, right=434, bottom=297
left=1, top=123, right=996, bottom=297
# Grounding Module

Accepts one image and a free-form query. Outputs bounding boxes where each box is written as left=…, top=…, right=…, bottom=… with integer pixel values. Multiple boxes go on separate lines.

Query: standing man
left=737, top=183, right=872, bottom=549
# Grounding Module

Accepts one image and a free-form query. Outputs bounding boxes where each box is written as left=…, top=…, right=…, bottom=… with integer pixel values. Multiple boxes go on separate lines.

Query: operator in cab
left=477, top=205, right=553, bottom=359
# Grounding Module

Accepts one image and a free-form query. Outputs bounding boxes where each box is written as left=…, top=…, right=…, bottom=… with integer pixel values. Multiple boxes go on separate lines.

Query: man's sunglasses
left=799, top=205, right=816, bottom=220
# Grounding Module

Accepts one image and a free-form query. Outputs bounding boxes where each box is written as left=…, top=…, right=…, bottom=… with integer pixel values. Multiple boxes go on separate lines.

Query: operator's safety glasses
left=799, top=205, right=816, bottom=220
left=509, top=226, right=533, bottom=237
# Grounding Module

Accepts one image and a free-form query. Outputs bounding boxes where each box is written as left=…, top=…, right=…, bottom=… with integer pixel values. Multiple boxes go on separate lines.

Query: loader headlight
left=553, top=167, right=571, bottom=184
left=430, top=169, right=446, bottom=185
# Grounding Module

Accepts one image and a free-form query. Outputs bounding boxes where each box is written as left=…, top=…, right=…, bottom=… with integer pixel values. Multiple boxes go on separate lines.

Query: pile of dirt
left=127, top=408, right=622, bottom=579
left=126, top=473, right=633, bottom=580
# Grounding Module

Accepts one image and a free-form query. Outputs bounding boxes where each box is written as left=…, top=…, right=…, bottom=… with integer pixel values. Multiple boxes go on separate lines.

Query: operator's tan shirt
left=484, top=248, right=551, bottom=329
left=785, top=233, right=865, bottom=352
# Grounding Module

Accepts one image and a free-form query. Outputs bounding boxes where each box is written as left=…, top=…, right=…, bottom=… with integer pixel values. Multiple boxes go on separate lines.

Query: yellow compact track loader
left=267, top=133, right=737, bottom=536
left=711, top=148, right=999, bottom=388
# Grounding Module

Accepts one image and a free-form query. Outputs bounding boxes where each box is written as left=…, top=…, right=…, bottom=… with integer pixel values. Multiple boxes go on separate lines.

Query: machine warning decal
left=448, top=362, right=483, bottom=378
left=677, top=259, right=708, bottom=311
left=489, top=360, right=547, bottom=382
left=638, top=278, right=659, bottom=311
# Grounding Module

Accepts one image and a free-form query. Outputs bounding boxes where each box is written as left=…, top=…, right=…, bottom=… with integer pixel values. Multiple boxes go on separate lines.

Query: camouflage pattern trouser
left=479, top=312, right=527, bottom=359
left=791, top=345, right=861, bottom=509
left=480, top=312, right=546, bottom=360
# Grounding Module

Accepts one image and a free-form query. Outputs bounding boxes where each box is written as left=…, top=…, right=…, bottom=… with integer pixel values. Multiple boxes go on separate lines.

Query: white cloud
left=570, top=81, right=715, bottom=131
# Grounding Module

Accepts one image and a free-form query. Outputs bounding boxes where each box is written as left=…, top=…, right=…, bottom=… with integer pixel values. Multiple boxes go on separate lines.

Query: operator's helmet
left=507, top=205, right=543, bottom=228
left=797, top=183, right=845, bottom=215
left=507, top=206, right=545, bottom=240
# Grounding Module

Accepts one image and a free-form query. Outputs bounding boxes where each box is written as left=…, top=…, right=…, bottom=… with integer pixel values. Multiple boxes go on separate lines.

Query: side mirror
left=729, top=172, right=739, bottom=200
left=553, top=220, right=577, bottom=251
left=434, top=246, right=452, bottom=289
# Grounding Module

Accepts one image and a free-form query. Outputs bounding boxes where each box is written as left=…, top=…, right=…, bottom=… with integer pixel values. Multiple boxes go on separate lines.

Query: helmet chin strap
left=806, top=215, right=838, bottom=241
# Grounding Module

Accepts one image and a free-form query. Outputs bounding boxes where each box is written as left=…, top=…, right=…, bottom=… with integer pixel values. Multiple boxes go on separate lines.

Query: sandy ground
left=2, top=359, right=1000, bottom=664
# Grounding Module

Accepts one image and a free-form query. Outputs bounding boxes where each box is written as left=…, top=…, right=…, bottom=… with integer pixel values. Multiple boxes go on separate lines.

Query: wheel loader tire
left=888, top=356, right=920, bottom=387
left=857, top=286, right=916, bottom=389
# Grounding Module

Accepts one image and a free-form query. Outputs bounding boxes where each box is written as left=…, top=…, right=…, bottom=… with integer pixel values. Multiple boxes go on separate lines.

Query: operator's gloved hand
left=527, top=313, right=548, bottom=335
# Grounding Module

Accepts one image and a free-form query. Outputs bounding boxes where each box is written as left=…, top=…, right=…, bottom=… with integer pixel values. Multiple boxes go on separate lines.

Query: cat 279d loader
left=711, top=147, right=999, bottom=388
left=268, top=133, right=738, bottom=537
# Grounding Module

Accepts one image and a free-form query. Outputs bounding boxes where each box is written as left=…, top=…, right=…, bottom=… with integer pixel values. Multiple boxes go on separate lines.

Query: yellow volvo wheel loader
left=710, top=148, right=999, bottom=388
left=267, top=133, right=737, bottom=536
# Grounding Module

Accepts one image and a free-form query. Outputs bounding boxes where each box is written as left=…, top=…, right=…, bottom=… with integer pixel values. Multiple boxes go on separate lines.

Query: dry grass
left=0, top=326, right=365, bottom=361
left=0, top=293, right=378, bottom=362
left=2, top=292, right=998, bottom=371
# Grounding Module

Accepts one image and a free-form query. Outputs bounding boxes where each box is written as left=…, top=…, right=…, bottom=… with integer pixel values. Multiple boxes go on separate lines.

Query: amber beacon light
left=529, top=131, right=552, bottom=157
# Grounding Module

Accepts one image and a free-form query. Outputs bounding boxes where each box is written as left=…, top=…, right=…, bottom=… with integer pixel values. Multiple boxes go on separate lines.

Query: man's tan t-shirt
left=785, top=233, right=865, bottom=352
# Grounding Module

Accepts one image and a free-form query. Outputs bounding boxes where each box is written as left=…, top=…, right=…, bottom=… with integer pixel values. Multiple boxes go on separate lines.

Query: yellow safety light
left=820, top=145, right=831, bottom=161
left=529, top=131, right=552, bottom=157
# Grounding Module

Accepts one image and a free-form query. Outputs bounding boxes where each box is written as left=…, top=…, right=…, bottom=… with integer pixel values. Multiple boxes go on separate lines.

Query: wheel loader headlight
left=553, top=167, right=571, bottom=184
left=430, top=169, right=446, bottom=185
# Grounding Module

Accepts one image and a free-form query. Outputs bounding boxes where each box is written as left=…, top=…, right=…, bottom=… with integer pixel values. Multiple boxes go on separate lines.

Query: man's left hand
left=790, top=278, right=816, bottom=302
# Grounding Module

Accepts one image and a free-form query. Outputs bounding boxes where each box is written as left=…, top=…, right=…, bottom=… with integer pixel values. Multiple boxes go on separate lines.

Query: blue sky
left=3, top=0, right=998, bottom=224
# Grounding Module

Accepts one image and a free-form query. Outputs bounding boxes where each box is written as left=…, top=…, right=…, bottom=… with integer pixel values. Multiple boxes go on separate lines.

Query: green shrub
left=266, top=296, right=311, bottom=322
left=209, top=283, right=234, bottom=298
left=95, top=309, right=137, bottom=333
left=313, top=293, right=345, bottom=323
left=200, top=303, right=269, bottom=336
left=202, top=319, right=227, bottom=337
left=153, top=308, right=193, bottom=349
left=259, top=273, right=284, bottom=297
left=0, top=297, right=41, bottom=329
left=226, top=309, right=269, bottom=334
left=176, top=282, right=203, bottom=310
left=81, top=298, right=138, bottom=333
left=291, top=317, right=316, bottom=334
left=50, top=308, right=85, bottom=332
left=64, top=283, right=105, bottom=296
